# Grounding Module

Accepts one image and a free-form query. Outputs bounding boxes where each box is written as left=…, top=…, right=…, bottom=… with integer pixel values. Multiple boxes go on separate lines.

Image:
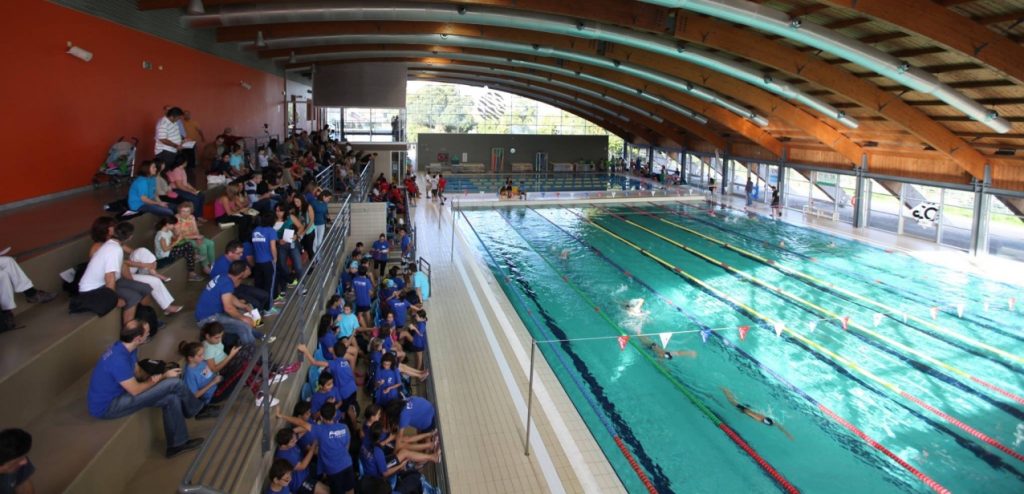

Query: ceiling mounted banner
left=312, top=62, right=407, bottom=108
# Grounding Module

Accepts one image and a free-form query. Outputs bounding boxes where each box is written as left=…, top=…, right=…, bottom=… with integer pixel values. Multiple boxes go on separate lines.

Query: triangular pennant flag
left=901, top=311, right=908, bottom=323
left=840, top=316, right=850, bottom=330
left=700, top=328, right=711, bottom=343
left=617, top=335, right=629, bottom=351
left=738, top=325, right=750, bottom=340
left=1010, top=297, right=1017, bottom=311
left=808, top=321, right=817, bottom=332
left=956, top=303, right=965, bottom=318
left=773, top=321, right=785, bottom=337
left=929, top=307, right=938, bottom=320
left=984, top=301, right=990, bottom=312
left=873, top=313, right=883, bottom=327
left=659, top=332, right=672, bottom=349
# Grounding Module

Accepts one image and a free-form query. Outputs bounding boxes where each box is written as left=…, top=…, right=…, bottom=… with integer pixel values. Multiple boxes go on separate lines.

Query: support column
left=720, top=157, right=731, bottom=196
left=969, top=164, right=992, bottom=257
left=776, top=149, right=787, bottom=207
left=853, top=154, right=870, bottom=228
left=647, top=146, right=654, bottom=170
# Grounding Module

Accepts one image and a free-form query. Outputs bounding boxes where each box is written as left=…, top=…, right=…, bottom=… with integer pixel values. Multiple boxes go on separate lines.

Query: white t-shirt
left=155, top=230, right=174, bottom=259
left=155, top=116, right=181, bottom=154
left=79, top=240, right=124, bottom=292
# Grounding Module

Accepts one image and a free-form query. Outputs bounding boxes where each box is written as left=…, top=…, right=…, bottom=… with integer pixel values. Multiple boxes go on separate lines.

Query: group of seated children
left=498, top=177, right=526, bottom=200
left=265, top=248, right=438, bottom=494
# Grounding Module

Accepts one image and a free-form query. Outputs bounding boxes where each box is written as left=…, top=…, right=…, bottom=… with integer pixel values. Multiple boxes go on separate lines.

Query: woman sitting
left=215, top=183, right=254, bottom=242
left=88, top=217, right=182, bottom=315
left=128, top=160, right=174, bottom=217
left=154, top=217, right=203, bottom=282
left=175, top=203, right=215, bottom=275
left=164, top=159, right=205, bottom=216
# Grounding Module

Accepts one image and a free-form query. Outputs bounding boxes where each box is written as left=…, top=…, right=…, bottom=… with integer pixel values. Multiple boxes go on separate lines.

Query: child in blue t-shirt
left=317, top=314, right=339, bottom=361
left=310, top=372, right=343, bottom=420
left=272, top=428, right=320, bottom=494
left=336, top=304, right=359, bottom=339
left=277, top=403, right=355, bottom=494
left=179, top=341, right=222, bottom=419
left=252, top=211, right=282, bottom=301
left=373, top=353, right=404, bottom=406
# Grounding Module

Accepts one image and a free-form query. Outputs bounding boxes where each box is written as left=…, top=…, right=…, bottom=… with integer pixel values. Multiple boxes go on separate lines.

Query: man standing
left=87, top=322, right=206, bottom=458
left=745, top=177, right=754, bottom=207
left=155, top=107, right=186, bottom=168
left=182, top=111, right=205, bottom=171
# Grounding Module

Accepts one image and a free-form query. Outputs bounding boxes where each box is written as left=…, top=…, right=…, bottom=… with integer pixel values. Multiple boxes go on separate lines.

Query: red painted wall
left=0, top=0, right=287, bottom=205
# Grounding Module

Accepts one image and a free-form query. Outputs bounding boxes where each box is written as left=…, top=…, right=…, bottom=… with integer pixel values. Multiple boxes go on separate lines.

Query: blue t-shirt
left=391, top=276, right=406, bottom=291
left=311, top=387, right=343, bottom=417
left=311, top=199, right=329, bottom=226
left=340, top=269, right=356, bottom=293
left=297, top=419, right=315, bottom=450
left=400, top=235, right=411, bottom=256
left=195, top=275, right=235, bottom=321
left=128, top=176, right=156, bottom=211
left=319, top=331, right=338, bottom=361
left=374, top=367, right=402, bottom=406
left=352, top=276, right=373, bottom=307
left=372, top=240, right=389, bottom=262
left=360, top=442, right=389, bottom=479
left=210, top=255, right=232, bottom=278
left=338, top=313, right=358, bottom=338
left=252, top=226, right=278, bottom=264
left=87, top=343, right=138, bottom=417
left=369, top=350, right=383, bottom=373
left=184, top=361, right=217, bottom=403
left=398, top=397, right=435, bottom=431
left=388, top=299, right=410, bottom=327
left=243, top=241, right=254, bottom=261
left=327, top=358, right=358, bottom=400
left=412, top=320, right=427, bottom=349
left=274, top=446, right=308, bottom=492
left=310, top=422, right=352, bottom=475
left=379, top=287, right=395, bottom=305
left=413, top=271, right=429, bottom=300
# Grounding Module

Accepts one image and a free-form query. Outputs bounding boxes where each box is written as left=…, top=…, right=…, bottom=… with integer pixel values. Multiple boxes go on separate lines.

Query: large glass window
left=867, top=179, right=900, bottom=233
left=783, top=168, right=810, bottom=211
left=939, top=189, right=974, bottom=251
left=901, top=183, right=941, bottom=241
left=988, top=195, right=1024, bottom=261
left=405, top=81, right=623, bottom=158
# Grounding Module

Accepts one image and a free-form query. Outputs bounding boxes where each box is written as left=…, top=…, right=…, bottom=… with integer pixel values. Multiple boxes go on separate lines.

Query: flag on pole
left=659, top=332, right=672, bottom=349
left=930, top=307, right=938, bottom=320
left=738, top=325, right=750, bottom=340
left=773, top=321, right=785, bottom=337
left=700, top=328, right=711, bottom=343
left=617, top=335, right=629, bottom=351
left=956, top=303, right=965, bottom=318
left=840, top=316, right=850, bottom=330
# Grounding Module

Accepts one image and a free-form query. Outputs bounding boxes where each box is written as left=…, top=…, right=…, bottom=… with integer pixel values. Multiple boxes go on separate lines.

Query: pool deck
left=414, top=193, right=627, bottom=493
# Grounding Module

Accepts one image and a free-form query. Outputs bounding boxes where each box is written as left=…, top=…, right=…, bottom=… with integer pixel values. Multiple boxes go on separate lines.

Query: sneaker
left=288, top=280, right=299, bottom=288
left=255, top=393, right=279, bottom=408
left=269, top=373, right=289, bottom=385
left=166, top=437, right=204, bottom=458
left=277, top=361, right=302, bottom=375
left=263, top=335, right=277, bottom=345
left=273, top=298, right=286, bottom=307
left=263, top=307, right=281, bottom=317
left=25, top=290, right=57, bottom=304
left=188, top=273, right=204, bottom=282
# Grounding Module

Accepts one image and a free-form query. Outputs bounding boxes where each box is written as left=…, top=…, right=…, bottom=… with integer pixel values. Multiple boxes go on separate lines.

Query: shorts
left=325, top=466, right=356, bottom=493
left=296, top=479, right=317, bottom=494
left=356, top=305, right=371, bottom=313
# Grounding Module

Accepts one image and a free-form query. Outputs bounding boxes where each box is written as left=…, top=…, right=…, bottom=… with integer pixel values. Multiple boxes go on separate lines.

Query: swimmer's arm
left=776, top=423, right=794, bottom=441
left=721, top=387, right=739, bottom=406
left=671, top=350, right=697, bottom=358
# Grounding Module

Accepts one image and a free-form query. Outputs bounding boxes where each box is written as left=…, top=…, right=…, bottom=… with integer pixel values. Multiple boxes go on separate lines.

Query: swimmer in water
left=639, top=336, right=696, bottom=360
left=722, top=387, right=794, bottom=440
left=559, top=248, right=570, bottom=260
left=624, top=298, right=645, bottom=316
left=827, top=241, right=837, bottom=248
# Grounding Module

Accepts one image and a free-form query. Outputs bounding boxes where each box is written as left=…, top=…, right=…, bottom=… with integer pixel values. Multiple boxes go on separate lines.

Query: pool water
left=459, top=202, right=1024, bottom=494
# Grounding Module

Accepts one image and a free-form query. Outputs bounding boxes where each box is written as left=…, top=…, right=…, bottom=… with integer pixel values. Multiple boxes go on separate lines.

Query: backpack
left=62, top=262, right=88, bottom=296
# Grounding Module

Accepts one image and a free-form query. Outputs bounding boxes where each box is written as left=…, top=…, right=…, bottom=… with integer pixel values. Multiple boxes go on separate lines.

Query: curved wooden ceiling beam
left=818, top=0, right=1024, bottom=87
left=413, top=66, right=718, bottom=148
left=409, top=0, right=988, bottom=179
left=222, top=20, right=865, bottom=164
left=262, top=45, right=779, bottom=155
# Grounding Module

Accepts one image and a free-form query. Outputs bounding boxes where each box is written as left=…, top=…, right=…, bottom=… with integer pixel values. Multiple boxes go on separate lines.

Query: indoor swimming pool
left=459, top=201, right=1024, bottom=494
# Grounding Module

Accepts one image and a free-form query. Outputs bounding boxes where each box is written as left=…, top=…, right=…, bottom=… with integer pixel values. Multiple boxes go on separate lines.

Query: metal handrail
left=179, top=161, right=373, bottom=494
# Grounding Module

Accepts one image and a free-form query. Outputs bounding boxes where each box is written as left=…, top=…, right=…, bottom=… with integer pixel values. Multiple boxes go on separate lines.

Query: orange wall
left=0, top=0, right=287, bottom=205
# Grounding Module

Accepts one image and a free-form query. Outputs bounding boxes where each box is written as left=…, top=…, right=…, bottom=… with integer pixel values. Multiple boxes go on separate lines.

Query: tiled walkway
left=413, top=194, right=627, bottom=494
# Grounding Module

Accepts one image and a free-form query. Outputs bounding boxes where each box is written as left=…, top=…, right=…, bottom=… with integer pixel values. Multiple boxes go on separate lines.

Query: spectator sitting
left=0, top=428, right=35, bottom=493
left=244, top=171, right=276, bottom=214
left=86, top=320, right=207, bottom=458
left=0, top=254, right=57, bottom=331
left=163, top=159, right=204, bottom=216
left=177, top=341, right=222, bottom=419
left=124, top=237, right=184, bottom=316
left=175, top=202, right=215, bottom=275
left=209, top=151, right=233, bottom=176
left=215, top=184, right=254, bottom=242
left=211, top=240, right=273, bottom=313
left=271, top=430, right=324, bottom=494
left=79, top=222, right=154, bottom=325
left=154, top=217, right=203, bottom=282
left=193, top=260, right=268, bottom=346
left=128, top=160, right=175, bottom=217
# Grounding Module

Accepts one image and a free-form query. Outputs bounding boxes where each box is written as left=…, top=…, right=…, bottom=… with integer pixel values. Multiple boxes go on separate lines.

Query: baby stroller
left=93, top=137, right=139, bottom=188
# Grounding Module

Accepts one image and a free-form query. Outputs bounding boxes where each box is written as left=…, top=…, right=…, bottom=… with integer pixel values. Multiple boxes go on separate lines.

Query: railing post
left=524, top=338, right=536, bottom=456
left=450, top=201, right=458, bottom=262
left=260, top=343, right=271, bottom=454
